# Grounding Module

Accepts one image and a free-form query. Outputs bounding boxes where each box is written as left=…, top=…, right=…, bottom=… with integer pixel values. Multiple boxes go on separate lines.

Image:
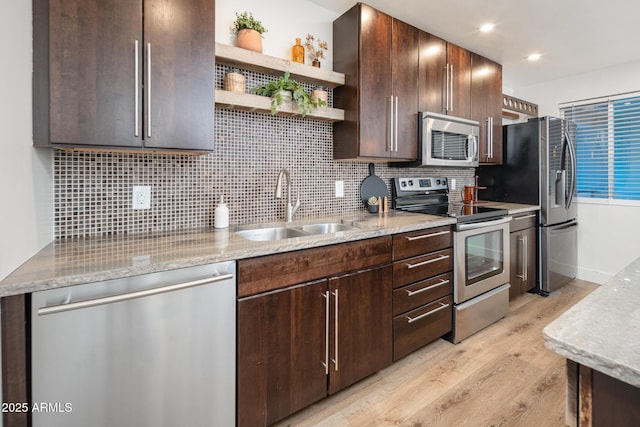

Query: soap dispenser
left=214, top=196, right=229, bottom=229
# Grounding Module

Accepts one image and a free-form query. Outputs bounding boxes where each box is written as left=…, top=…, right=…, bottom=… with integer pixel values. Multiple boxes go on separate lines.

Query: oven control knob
left=435, top=179, right=441, bottom=185
left=401, top=181, right=407, bottom=187
left=408, top=180, right=414, bottom=187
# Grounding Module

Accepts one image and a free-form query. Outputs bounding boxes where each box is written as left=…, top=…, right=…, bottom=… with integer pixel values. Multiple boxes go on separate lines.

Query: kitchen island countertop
left=543, top=257, right=640, bottom=388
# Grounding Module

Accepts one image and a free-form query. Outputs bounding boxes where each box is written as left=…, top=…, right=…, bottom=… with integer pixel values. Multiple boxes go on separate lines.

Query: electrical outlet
left=132, top=186, right=151, bottom=210
left=335, top=180, right=344, bottom=197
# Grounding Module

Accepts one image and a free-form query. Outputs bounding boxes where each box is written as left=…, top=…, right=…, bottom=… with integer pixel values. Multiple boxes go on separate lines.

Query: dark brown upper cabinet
left=471, top=52, right=503, bottom=164
left=33, top=0, right=215, bottom=152
left=333, top=3, right=419, bottom=161
left=418, top=33, right=472, bottom=120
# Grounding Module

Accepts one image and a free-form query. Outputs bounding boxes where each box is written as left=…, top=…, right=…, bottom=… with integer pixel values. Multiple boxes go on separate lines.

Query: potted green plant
left=233, top=11, right=267, bottom=53
left=251, top=71, right=327, bottom=117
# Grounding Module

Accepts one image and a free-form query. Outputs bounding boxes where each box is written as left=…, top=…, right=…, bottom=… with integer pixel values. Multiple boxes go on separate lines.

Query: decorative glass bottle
left=291, top=38, right=305, bottom=64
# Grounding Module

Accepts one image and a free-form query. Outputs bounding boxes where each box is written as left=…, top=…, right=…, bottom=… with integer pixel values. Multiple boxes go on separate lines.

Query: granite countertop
left=478, top=201, right=541, bottom=215
left=0, top=211, right=455, bottom=297
left=0, top=202, right=539, bottom=298
left=543, top=257, right=640, bottom=388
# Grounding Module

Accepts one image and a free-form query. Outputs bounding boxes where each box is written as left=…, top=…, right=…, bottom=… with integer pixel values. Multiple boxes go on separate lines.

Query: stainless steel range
left=393, top=177, right=512, bottom=343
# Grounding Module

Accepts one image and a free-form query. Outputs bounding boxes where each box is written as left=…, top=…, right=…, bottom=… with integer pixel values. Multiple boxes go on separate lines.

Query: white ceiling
left=309, top=0, right=640, bottom=90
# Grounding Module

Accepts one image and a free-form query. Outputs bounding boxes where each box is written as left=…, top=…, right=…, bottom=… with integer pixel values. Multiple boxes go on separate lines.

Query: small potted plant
left=304, top=34, right=328, bottom=67
left=233, top=11, right=267, bottom=53
left=251, top=71, right=327, bottom=117
left=366, top=196, right=379, bottom=214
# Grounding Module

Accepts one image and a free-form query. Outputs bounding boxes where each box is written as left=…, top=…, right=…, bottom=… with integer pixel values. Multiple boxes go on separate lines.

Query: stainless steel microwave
left=419, top=112, right=479, bottom=167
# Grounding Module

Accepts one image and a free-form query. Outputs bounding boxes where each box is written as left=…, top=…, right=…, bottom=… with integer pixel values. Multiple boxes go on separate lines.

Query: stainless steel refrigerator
left=477, top=116, right=577, bottom=294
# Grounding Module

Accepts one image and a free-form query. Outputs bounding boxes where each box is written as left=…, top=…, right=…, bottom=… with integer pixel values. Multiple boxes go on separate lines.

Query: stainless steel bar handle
left=147, top=42, right=152, bottom=138
left=449, top=64, right=454, bottom=112
left=457, top=215, right=512, bottom=231
left=443, top=65, right=449, bottom=111
left=406, top=254, right=449, bottom=270
left=523, top=235, right=528, bottom=282
left=406, top=230, right=450, bottom=241
left=406, top=302, right=449, bottom=324
left=394, top=96, right=398, bottom=152
left=516, top=235, right=525, bottom=279
left=487, top=117, right=493, bottom=159
left=322, top=291, right=329, bottom=375
left=514, top=214, right=537, bottom=221
left=331, top=289, right=339, bottom=371
left=134, top=40, right=139, bottom=137
left=565, top=129, right=577, bottom=208
left=38, top=273, right=234, bottom=316
left=387, top=96, right=394, bottom=151
left=406, top=279, right=449, bottom=296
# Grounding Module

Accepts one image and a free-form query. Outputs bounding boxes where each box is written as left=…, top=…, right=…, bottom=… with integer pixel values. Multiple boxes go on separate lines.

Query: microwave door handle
left=467, top=134, right=478, bottom=162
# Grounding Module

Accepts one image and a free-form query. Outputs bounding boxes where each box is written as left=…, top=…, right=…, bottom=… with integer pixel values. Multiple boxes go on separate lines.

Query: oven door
left=454, top=217, right=511, bottom=304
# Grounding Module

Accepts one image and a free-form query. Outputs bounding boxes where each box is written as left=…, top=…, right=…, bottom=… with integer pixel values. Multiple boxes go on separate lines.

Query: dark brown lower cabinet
left=237, top=265, right=392, bottom=427
left=237, top=279, right=327, bottom=427
left=509, top=213, right=538, bottom=299
left=567, top=360, right=640, bottom=426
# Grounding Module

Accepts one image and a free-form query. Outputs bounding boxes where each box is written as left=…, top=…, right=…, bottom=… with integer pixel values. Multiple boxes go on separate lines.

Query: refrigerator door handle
left=565, top=129, right=577, bottom=209
left=548, top=220, right=578, bottom=232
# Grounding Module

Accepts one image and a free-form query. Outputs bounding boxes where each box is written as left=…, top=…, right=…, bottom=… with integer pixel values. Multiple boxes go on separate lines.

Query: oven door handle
left=456, top=216, right=512, bottom=231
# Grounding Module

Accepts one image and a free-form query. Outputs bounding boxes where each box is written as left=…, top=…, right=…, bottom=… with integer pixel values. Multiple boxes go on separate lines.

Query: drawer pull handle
left=514, top=214, right=537, bottom=221
left=406, top=254, right=449, bottom=269
left=406, top=302, right=450, bottom=324
left=406, top=230, right=450, bottom=241
left=406, top=279, right=450, bottom=296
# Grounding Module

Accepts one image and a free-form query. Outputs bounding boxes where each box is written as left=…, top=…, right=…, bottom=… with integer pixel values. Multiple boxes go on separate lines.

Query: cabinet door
left=328, top=265, right=392, bottom=394
left=418, top=31, right=447, bottom=114
left=144, top=0, right=215, bottom=150
left=471, top=53, right=503, bottom=164
left=357, top=4, right=393, bottom=158
left=237, top=280, right=328, bottom=427
left=45, top=0, right=142, bottom=147
left=447, top=43, right=471, bottom=119
left=391, top=19, right=419, bottom=160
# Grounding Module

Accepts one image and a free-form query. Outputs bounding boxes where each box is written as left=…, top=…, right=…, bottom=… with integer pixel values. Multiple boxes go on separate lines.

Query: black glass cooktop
left=396, top=203, right=507, bottom=223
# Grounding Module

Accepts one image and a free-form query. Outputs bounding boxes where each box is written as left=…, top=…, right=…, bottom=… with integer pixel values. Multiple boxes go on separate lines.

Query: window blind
left=560, top=93, right=640, bottom=201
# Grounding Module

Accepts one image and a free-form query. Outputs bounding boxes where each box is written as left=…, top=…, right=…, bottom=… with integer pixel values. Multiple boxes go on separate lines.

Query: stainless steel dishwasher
left=31, top=261, right=236, bottom=427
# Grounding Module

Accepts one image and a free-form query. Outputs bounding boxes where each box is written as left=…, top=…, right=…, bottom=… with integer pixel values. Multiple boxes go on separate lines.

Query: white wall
left=216, top=0, right=339, bottom=70
left=515, top=60, right=640, bottom=283
left=0, top=0, right=53, bottom=282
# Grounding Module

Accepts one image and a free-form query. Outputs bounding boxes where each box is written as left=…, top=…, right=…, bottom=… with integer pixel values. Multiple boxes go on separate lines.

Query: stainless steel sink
left=299, top=223, right=358, bottom=234
left=235, top=227, right=309, bottom=241
left=235, top=221, right=359, bottom=241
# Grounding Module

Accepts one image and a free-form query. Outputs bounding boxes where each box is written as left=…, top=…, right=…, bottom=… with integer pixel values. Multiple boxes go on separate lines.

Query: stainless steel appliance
left=392, top=112, right=479, bottom=168
left=477, top=116, right=578, bottom=294
left=393, top=177, right=511, bottom=343
left=31, top=261, right=236, bottom=427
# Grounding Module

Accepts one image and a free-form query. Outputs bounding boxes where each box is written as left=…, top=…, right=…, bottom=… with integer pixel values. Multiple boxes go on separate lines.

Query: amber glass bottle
left=292, top=38, right=304, bottom=64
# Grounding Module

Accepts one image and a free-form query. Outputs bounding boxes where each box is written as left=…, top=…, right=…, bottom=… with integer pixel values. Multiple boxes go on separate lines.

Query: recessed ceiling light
left=480, top=23, right=495, bottom=33
left=528, top=53, right=541, bottom=61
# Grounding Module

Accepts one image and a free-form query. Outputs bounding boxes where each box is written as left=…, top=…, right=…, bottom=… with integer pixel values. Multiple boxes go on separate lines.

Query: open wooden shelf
left=215, top=90, right=344, bottom=122
left=215, top=43, right=345, bottom=89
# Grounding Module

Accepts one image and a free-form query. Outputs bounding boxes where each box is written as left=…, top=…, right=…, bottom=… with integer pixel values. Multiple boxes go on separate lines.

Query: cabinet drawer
left=238, top=236, right=392, bottom=297
left=393, top=295, right=452, bottom=361
left=393, top=226, right=452, bottom=260
left=510, top=212, right=537, bottom=233
left=393, top=272, right=451, bottom=316
left=393, top=248, right=452, bottom=289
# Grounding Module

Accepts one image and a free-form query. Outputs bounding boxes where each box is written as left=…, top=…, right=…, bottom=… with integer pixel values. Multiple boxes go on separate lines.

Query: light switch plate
left=335, top=180, right=344, bottom=197
left=132, top=186, right=151, bottom=210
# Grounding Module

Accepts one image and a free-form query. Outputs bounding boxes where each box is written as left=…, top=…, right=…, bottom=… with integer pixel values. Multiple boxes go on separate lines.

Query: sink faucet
left=275, top=168, right=301, bottom=222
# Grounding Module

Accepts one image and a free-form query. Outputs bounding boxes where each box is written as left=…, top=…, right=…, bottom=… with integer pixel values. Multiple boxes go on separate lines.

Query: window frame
left=560, top=91, right=640, bottom=208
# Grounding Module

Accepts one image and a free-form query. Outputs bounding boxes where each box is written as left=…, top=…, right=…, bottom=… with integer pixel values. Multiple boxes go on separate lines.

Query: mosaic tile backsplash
left=53, top=66, right=475, bottom=239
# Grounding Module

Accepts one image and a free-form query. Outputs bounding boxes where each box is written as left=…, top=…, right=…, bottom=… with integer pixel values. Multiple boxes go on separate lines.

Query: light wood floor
left=275, top=279, right=599, bottom=427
